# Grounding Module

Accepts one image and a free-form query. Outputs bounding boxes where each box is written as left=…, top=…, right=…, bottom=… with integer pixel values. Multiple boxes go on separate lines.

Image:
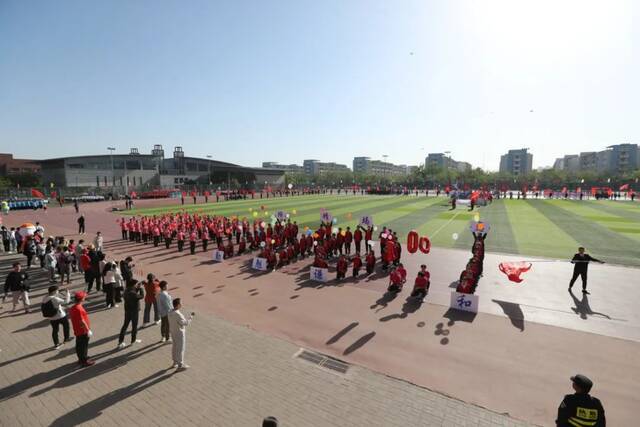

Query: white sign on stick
left=449, top=291, right=479, bottom=313
left=310, top=267, right=329, bottom=282
left=252, top=257, right=267, bottom=271
left=212, top=250, right=225, bottom=262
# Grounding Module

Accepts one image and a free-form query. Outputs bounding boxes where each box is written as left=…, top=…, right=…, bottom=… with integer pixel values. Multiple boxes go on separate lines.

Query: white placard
left=212, top=250, right=225, bottom=262
left=360, top=215, right=373, bottom=227
left=310, top=266, right=329, bottom=282
left=252, top=257, right=267, bottom=271
left=450, top=291, right=479, bottom=313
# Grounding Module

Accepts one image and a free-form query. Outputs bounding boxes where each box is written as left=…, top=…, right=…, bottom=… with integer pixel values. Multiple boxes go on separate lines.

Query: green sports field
left=126, top=195, right=640, bottom=267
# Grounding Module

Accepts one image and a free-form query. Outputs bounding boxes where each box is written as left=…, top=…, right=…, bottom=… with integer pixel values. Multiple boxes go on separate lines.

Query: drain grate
left=295, top=349, right=350, bottom=374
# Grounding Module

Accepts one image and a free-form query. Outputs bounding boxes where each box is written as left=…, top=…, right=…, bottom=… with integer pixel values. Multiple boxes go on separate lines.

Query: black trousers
left=202, top=240, right=208, bottom=251
left=165, top=237, right=171, bottom=249
left=78, top=224, right=85, bottom=234
left=50, top=316, right=70, bottom=346
left=160, top=316, right=170, bottom=340
left=122, top=230, right=127, bottom=240
left=570, top=270, right=588, bottom=289
left=119, top=310, right=139, bottom=344
left=153, top=236, right=160, bottom=247
left=2, top=239, right=9, bottom=252
left=190, top=241, right=196, bottom=254
left=177, top=240, right=184, bottom=252
left=104, top=283, right=115, bottom=307
left=75, top=334, right=89, bottom=363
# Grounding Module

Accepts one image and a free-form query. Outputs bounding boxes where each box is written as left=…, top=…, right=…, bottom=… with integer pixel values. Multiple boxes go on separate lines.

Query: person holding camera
left=168, top=298, right=193, bottom=370
left=117, top=279, right=144, bottom=349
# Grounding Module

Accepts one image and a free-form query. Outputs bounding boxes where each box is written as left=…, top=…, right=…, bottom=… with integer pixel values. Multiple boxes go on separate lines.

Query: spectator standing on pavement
left=93, top=231, right=103, bottom=252
left=45, top=246, right=57, bottom=283
left=556, top=374, right=605, bottom=426
left=102, top=261, right=121, bottom=309
left=42, top=286, right=73, bottom=349
left=73, top=200, right=79, bottom=213
left=3, top=262, right=30, bottom=313
left=117, top=279, right=144, bottom=349
left=143, top=273, right=161, bottom=326
left=569, top=247, right=604, bottom=295
left=157, top=281, right=172, bottom=342
left=68, top=291, right=94, bottom=367
left=74, top=239, right=85, bottom=272
left=9, top=227, right=17, bottom=253
left=1, top=226, right=10, bottom=253
left=168, top=298, right=192, bottom=369
left=77, top=214, right=85, bottom=234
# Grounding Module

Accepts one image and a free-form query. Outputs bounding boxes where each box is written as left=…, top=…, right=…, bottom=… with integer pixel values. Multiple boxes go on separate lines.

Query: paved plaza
left=1, top=198, right=638, bottom=426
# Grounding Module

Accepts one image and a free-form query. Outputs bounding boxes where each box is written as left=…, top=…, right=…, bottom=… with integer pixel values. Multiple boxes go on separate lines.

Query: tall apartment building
left=552, top=155, right=579, bottom=172
left=352, top=157, right=409, bottom=175
left=425, top=153, right=471, bottom=172
left=261, top=162, right=304, bottom=173
left=499, top=149, right=533, bottom=175
left=303, top=159, right=350, bottom=175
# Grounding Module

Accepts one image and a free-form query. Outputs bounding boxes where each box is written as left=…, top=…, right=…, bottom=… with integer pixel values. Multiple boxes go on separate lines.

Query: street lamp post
left=107, top=147, right=116, bottom=189
left=206, top=155, right=212, bottom=185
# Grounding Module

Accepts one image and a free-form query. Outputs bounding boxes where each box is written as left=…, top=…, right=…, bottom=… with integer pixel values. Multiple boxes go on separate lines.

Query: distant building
left=303, top=159, right=350, bottom=175
left=596, top=150, right=612, bottom=173
left=425, top=153, right=471, bottom=172
left=553, top=155, right=579, bottom=172
left=261, top=162, right=304, bottom=173
left=0, top=153, right=41, bottom=176
left=352, top=157, right=409, bottom=176
left=579, top=152, right=597, bottom=171
left=38, top=145, right=284, bottom=189
left=499, top=149, right=533, bottom=175
left=608, top=143, right=640, bottom=173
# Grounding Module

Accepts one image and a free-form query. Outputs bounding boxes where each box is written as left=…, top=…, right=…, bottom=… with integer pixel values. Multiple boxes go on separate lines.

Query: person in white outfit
left=93, top=232, right=104, bottom=253
left=42, top=286, right=73, bottom=349
left=168, top=298, right=192, bottom=370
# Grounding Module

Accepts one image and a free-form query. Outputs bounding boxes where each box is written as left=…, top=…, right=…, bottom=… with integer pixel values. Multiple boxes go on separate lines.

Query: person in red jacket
left=365, top=251, right=376, bottom=275
left=225, top=240, right=234, bottom=259
left=143, top=273, right=161, bottom=325
left=336, top=229, right=344, bottom=255
left=354, top=227, right=363, bottom=254
left=387, top=267, right=403, bottom=293
left=201, top=228, right=209, bottom=252
left=344, top=227, right=353, bottom=254
left=299, top=235, right=307, bottom=258
left=396, top=263, right=407, bottom=284
left=411, top=271, right=429, bottom=299
left=189, top=230, right=197, bottom=255
left=336, top=255, right=348, bottom=280
left=382, top=239, right=395, bottom=271
left=177, top=230, right=185, bottom=252
left=68, top=291, right=94, bottom=367
left=277, top=247, right=288, bottom=268
left=352, top=255, right=362, bottom=278
left=313, top=256, right=328, bottom=269
left=286, top=244, right=295, bottom=262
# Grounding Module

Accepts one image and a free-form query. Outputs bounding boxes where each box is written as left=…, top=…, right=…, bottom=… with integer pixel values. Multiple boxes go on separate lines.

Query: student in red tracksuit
left=225, top=240, right=234, bottom=259
left=177, top=230, right=185, bottom=252
left=387, top=267, right=403, bottom=293
left=365, top=251, right=376, bottom=274
left=299, top=235, right=307, bottom=258
left=336, top=255, right=348, bottom=280
left=352, top=255, right=362, bottom=278
left=344, top=227, right=353, bottom=254
left=411, top=271, right=429, bottom=299
left=277, top=248, right=288, bottom=268
left=396, top=263, right=407, bottom=284
left=354, top=227, right=363, bottom=254
left=189, top=231, right=197, bottom=254
left=202, top=229, right=209, bottom=252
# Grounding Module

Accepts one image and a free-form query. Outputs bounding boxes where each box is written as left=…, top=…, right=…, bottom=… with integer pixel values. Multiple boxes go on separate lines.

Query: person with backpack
left=41, top=286, right=72, bottom=349
left=3, top=262, right=30, bottom=313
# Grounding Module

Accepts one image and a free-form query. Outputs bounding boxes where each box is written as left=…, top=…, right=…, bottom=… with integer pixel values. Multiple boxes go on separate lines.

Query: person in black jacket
left=556, top=374, right=605, bottom=426
left=3, top=262, right=30, bottom=313
left=117, top=279, right=144, bottom=349
left=77, top=214, right=85, bottom=234
left=569, top=247, right=604, bottom=294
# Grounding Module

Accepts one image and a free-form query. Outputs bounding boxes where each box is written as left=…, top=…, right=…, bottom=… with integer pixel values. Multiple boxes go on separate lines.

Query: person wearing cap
left=68, top=291, right=94, bottom=367
left=556, top=374, right=605, bottom=426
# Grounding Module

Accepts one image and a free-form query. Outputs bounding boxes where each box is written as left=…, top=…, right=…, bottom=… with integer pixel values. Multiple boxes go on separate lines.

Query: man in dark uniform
left=569, top=247, right=604, bottom=295
left=556, top=374, right=605, bottom=426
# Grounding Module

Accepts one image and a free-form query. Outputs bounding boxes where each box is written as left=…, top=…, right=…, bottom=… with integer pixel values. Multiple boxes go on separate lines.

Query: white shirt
left=168, top=309, right=191, bottom=334
left=42, top=290, right=71, bottom=320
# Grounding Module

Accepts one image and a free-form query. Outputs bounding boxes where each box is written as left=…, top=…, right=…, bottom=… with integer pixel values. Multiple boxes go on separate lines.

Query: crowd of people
left=455, top=231, right=486, bottom=294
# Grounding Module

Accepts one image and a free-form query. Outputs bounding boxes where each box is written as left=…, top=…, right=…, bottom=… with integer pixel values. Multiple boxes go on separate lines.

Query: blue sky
left=1, top=0, right=638, bottom=170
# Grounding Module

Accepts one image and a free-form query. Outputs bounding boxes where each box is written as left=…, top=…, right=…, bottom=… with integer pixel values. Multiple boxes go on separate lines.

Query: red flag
left=619, top=183, right=629, bottom=191
left=31, top=188, right=45, bottom=199
left=498, top=262, right=532, bottom=283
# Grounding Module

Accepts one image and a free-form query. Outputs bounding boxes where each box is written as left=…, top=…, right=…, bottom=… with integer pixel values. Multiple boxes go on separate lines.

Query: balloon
left=474, top=213, right=480, bottom=222
left=332, top=227, right=338, bottom=234
left=288, top=183, right=293, bottom=189
left=304, top=226, right=309, bottom=231
left=238, top=226, right=243, bottom=232
left=264, top=211, right=269, bottom=216
left=373, top=226, right=378, bottom=231
left=253, top=211, right=258, bottom=217
left=381, top=233, right=388, bottom=239
left=286, top=213, right=290, bottom=219
left=313, top=232, right=319, bottom=238
left=292, top=209, right=297, bottom=215
left=260, top=241, right=266, bottom=248
left=313, top=241, right=318, bottom=247
left=249, top=207, right=253, bottom=212
left=271, top=239, right=276, bottom=244
left=340, top=231, right=346, bottom=237
left=306, top=229, right=312, bottom=236
left=332, top=217, right=338, bottom=224
left=452, top=233, right=459, bottom=240
left=260, top=221, right=266, bottom=228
